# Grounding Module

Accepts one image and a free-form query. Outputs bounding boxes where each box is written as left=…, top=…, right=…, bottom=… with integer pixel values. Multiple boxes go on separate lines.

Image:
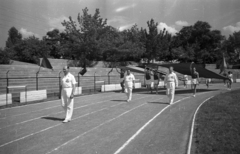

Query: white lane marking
left=45, top=103, right=150, bottom=154
left=113, top=96, right=190, bottom=154
left=0, top=102, right=124, bottom=148
left=187, top=96, right=214, bottom=154
left=0, top=92, right=116, bottom=111
left=0, top=93, right=120, bottom=119
left=0, top=95, right=152, bottom=148
left=0, top=95, right=125, bottom=130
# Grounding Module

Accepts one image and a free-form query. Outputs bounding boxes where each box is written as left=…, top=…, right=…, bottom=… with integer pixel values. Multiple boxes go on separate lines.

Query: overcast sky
left=0, top=0, right=240, bottom=48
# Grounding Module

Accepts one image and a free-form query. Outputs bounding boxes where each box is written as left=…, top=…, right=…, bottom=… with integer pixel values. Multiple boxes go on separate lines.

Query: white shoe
left=126, top=100, right=130, bottom=102
left=193, top=95, right=195, bottom=97
left=63, top=119, right=71, bottom=123
left=62, top=119, right=69, bottom=123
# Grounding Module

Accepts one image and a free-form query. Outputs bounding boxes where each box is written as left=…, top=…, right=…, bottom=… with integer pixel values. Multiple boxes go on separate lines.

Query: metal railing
left=0, top=71, right=146, bottom=96
left=1, top=70, right=239, bottom=96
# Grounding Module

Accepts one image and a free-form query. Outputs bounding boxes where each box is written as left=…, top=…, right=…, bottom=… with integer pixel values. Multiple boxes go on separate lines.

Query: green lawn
left=193, top=89, right=240, bottom=154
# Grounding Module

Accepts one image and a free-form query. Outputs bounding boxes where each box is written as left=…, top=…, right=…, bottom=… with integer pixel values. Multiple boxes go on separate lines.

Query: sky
left=0, top=0, right=240, bottom=48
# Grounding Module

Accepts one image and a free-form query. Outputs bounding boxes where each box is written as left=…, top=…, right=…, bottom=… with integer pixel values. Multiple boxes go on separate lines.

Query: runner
left=183, top=75, right=188, bottom=88
left=153, top=69, right=160, bottom=94
left=60, top=66, right=77, bottom=123
left=145, top=66, right=153, bottom=93
left=116, top=68, right=125, bottom=93
left=192, top=67, right=199, bottom=97
left=164, top=66, right=178, bottom=104
left=124, top=70, right=135, bottom=102
left=205, top=78, right=211, bottom=88
left=227, top=71, right=233, bottom=90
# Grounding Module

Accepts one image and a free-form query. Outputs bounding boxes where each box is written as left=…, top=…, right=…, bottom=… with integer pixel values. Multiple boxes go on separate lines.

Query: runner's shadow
left=41, top=117, right=64, bottom=121
left=148, top=101, right=169, bottom=105
left=175, top=89, right=217, bottom=94
left=111, top=100, right=126, bottom=102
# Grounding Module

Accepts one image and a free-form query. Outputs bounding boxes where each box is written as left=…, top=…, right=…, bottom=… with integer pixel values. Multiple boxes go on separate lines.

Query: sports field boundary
left=187, top=96, right=214, bottom=154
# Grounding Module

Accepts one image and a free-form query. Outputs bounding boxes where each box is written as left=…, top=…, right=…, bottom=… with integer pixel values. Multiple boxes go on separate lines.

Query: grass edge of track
left=191, top=89, right=240, bottom=154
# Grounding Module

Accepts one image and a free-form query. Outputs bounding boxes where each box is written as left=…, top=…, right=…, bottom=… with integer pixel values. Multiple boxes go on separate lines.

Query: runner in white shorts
left=124, top=70, right=135, bottom=102
left=164, top=67, right=178, bottom=104
left=191, top=67, right=199, bottom=97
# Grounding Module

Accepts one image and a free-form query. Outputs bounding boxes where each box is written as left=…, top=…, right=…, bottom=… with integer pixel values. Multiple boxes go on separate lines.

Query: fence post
left=36, top=71, right=39, bottom=90
left=78, top=72, right=81, bottom=87
left=6, top=70, right=10, bottom=93
left=58, top=71, right=62, bottom=96
left=108, top=75, right=110, bottom=84
left=94, top=72, right=96, bottom=93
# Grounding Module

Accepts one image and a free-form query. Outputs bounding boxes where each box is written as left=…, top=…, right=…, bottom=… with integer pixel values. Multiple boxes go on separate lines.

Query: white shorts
left=192, top=79, right=198, bottom=85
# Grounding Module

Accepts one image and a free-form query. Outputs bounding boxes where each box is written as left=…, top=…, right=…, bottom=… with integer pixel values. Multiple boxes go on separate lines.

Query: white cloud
left=48, top=16, right=69, bottom=31
left=115, top=4, right=136, bottom=12
left=223, top=22, right=240, bottom=33
left=19, top=28, right=40, bottom=38
left=175, top=20, right=189, bottom=26
left=107, top=16, right=128, bottom=25
left=157, top=22, right=178, bottom=35
left=119, top=23, right=135, bottom=31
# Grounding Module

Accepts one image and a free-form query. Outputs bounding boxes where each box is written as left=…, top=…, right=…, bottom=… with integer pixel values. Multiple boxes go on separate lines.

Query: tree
left=101, top=24, right=145, bottom=67
left=0, top=48, right=10, bottom=64
left=175, top=21, right=223, bottom=64
left=143, top=19, right=159, bottom=63
left=62, top=8, right=108, bottom=66
left=45, top=29, right=66, bottom=58
left=10, top=36, right=49, bottom=64
left=6, top=27, right=22, bottom=48
left=226, top=31, right=240, bottom=64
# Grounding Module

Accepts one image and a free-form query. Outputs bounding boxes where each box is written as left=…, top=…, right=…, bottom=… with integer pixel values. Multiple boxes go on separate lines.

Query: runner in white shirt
left=164, top=67, right=178, bottom=104
left=124, top=70, right=135, bottom=102
left=60, top=66, right=77, bottom=123
left=227, top=71, right=233, bottom=90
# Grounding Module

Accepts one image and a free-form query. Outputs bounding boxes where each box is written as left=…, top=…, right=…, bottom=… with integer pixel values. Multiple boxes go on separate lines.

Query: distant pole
left=58, top=71, right=62, bottom=96
left=6, top=70, right=10, bottom=93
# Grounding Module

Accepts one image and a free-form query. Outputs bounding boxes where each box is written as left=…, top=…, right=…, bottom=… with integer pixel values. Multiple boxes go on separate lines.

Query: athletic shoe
left=62, top=119, right=69, bottom=123
left=127, top=100, right=130, bottom=102
left=193, top=95, right=195, bottom=97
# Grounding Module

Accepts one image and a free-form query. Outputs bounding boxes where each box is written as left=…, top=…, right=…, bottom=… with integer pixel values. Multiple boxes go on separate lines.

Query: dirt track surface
left=0, top=83, right=239, bottom=154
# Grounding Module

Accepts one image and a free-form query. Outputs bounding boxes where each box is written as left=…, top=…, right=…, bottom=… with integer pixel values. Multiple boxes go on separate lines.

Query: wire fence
left=0, top=70, right=239, bottom=104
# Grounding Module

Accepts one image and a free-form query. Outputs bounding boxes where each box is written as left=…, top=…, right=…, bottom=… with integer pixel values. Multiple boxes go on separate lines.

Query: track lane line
left=113, top=91, right=217, bottom=154
left=0, top=93, right=121, bottom=119
left=0, top=92, right=116, bottom=111
left=0, top=94, right=129, bottom=130
left=0, top=95, right=152, bottom=148
left=113, top=96, right=190, bottom=154
left=187, top=96, right=214, bottom=154
left=45, top=97, right=163, bottom=154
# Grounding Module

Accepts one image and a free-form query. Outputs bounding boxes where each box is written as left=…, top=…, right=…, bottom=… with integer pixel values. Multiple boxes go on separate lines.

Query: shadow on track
left=41, top=117, right=64, bottom=121
left=147, top=101, right=169, bottom=105
left=133, top=88, right=217, bottom=95
left=111, top=100, right=127, bottom=102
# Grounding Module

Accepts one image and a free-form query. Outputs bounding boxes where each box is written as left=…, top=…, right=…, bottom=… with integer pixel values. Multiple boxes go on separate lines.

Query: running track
left=0, top=83, right=239, bottom=154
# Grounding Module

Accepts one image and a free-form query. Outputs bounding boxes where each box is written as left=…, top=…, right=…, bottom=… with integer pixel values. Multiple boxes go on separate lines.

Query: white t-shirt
left=124, top=73, right=135, bottom=87
left=61, top=73, right=77, bottom=88
left=164, top=72, right=178, bottom=87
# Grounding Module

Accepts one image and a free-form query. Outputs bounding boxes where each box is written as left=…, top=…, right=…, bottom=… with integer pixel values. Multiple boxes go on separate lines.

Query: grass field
left=193, top=89, right=240, bottom=154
